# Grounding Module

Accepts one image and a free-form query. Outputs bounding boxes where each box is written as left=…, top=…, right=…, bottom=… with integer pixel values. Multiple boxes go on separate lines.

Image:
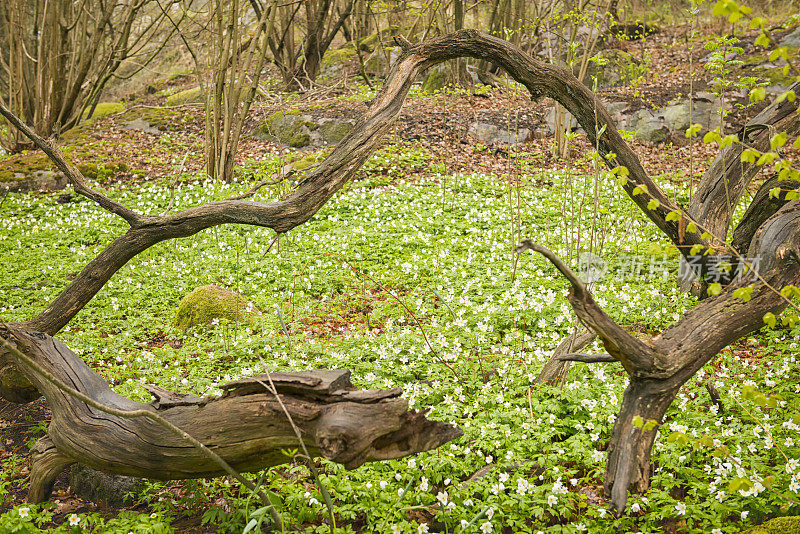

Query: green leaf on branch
left=770, top=133, right=787, bottom=150
left=732, top=286, right=753, bottom=302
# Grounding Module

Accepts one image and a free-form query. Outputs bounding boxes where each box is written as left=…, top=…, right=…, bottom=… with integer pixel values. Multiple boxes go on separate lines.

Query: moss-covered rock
left=745, top=516, right=800, bottom=533
left=0, top=151, right=53, bottom=183
left=584, top=49, right=645, bottom=88
left=83, top=102, right=125, bottom=126
left=166, top=86, right=204, bottom=106
left=321, top=46, right=357, bottom=77
left=174, top=285, right=260, bottom=330
left=319, top=119, right=354, bottom=145
left=76, top=162, right=129, bottom=183
left=255, top=110, right=312, bottom=148
left=420, top=67, right=450, bottom=93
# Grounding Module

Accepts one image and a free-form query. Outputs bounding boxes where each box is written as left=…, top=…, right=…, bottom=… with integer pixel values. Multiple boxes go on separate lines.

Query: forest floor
left=1, top=19, right=799, bottom=534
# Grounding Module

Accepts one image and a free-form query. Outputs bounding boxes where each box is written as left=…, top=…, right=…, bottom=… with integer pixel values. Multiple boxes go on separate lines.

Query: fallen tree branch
left=557, top=353, right=617, bottom=363
left=0, top=330, right=281, bottom=529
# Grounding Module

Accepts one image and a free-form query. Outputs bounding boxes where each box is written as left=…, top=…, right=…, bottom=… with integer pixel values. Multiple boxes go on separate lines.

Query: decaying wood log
left=2, top=326, right=461, bottom=502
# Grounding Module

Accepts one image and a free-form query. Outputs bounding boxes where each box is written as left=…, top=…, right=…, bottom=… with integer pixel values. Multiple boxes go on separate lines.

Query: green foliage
left=2, top=149, right=799, bottom=531
left=0, top=506, right=173, bottom=533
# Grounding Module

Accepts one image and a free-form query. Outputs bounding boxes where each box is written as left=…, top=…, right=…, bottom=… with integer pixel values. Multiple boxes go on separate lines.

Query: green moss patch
left=84, top=102, right=125, bottom=125
left=255, top=110, right=312, bottom=148
left=746, top=517, right=800, bottom=533
left=166, top=86, right=204, bottom=106
left=76, top=162, right=129, bottom=183
left=174, top=285, right=260, bottom=330
left=0, top=151, right=53, bottom=182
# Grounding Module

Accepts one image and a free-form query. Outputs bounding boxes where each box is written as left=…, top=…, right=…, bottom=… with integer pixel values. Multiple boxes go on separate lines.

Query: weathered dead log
left=2, top=326, right=461, bottom=502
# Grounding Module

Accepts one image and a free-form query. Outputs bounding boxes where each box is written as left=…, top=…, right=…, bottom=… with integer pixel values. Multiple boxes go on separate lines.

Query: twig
left=226, top=167, right=294, bottom=201
left=161, top=151, right=190, bottom=216
left=514, top=240, right=587, bottom=296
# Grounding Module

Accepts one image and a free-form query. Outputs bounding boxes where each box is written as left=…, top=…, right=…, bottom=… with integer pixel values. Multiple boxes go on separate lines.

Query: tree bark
left=604, top=379, right=678, bottom=506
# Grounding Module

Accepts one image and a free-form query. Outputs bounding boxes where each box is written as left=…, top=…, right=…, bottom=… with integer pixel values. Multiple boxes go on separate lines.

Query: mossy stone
left=174, top=285, right=260, bottom=330
left=166, top=86, right=204, bottom=106
left=745, top=517, right=800, bottom=533
left=321, top=46, right=357, bottom=73
left=0, top=151, right=52, bottom=182
left=76, top=162, right=129, bottom=183
left=255, top=110, right=312, bottom=148
left=319, top=120, right=353, bottom=145
left=420, top=67, right=449, bottom=93
left=585, top=49, right=644, bottom=88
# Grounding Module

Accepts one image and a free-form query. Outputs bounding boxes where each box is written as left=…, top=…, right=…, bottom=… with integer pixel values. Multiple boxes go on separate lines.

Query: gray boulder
left=122, top=118, right=161, bottom=135
left=660, top=92, right=723, bottom=133
left=317, top=118, right=354, bottom=145
left=468, top=122, right=531, bottom=145
left=628, top=109, right=668, bottom=144
left=0, top=170, right=68, bottom=194
left=780, top=27, right=800, bottom=48
left=545, top=107, right=579, bottom=136
left=255, top=112, right=355, bottom=148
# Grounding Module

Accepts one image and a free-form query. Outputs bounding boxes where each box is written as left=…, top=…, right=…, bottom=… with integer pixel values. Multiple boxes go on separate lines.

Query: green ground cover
left=1, top=144, right=799, bottom=533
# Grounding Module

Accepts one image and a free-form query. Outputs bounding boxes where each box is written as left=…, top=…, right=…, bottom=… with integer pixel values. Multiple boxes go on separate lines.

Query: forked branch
left=515, top=240, right=656, bottom=374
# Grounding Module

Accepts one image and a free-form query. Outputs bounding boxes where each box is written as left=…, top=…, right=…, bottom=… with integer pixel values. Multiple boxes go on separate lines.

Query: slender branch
left=161, top=151, right=190, bottom=216
left=514, top=240, right=587, bottom=296
left=0, top=102, right=142, bottom=227
left=515, top=239, right=657, bottom=374
left=557, top=352, right=617, bottom=363
left=226, top=167, right=295, bottom=201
